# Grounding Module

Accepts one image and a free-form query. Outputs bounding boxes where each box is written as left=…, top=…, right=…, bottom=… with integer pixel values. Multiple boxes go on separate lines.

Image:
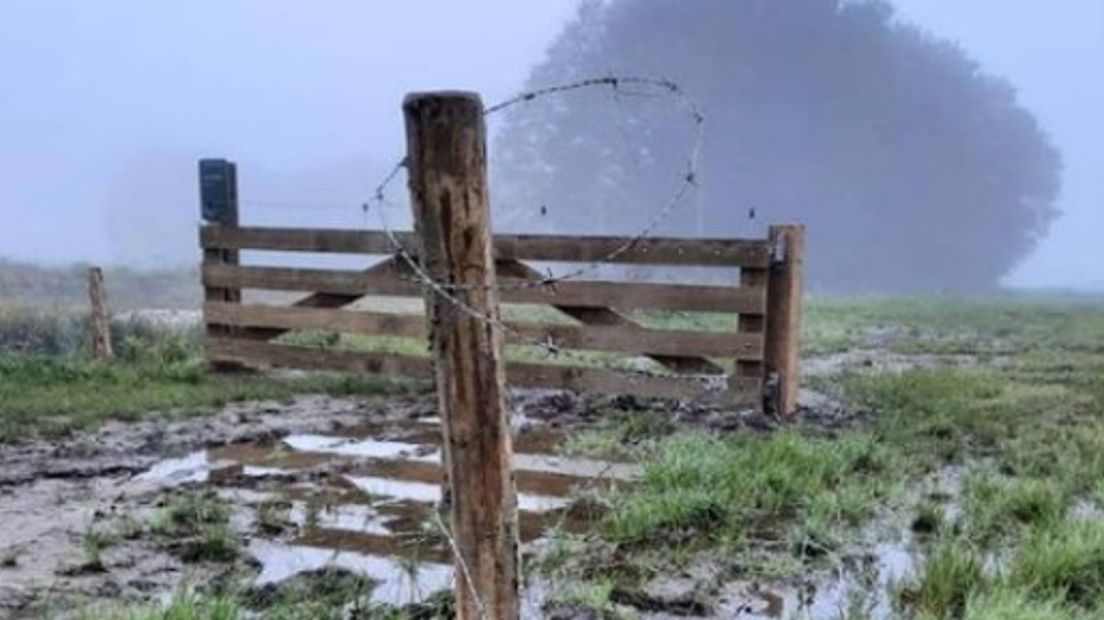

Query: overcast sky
left=0, top=1, right=1099, bottom=290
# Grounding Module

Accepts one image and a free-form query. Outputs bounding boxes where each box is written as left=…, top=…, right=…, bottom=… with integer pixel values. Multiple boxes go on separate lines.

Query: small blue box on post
left=198, top=158, right=238, bottom=225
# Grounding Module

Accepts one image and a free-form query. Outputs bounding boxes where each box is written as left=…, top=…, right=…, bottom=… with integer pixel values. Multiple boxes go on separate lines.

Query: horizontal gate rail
left=201, top=263, right=766, bottom=314
left=204, top=301, right=764, bottom=360
left=206, top=337, right=762, bottom=403
left=200, top=225, right=772, bottom=268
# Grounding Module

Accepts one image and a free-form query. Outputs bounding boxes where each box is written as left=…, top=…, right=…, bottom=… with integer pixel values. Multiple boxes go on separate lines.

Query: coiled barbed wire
left=362, top=76, right=734, bottom=399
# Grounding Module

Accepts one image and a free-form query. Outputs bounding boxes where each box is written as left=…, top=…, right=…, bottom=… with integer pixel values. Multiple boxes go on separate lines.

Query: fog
left=0, top=1, right=1100, bottom=291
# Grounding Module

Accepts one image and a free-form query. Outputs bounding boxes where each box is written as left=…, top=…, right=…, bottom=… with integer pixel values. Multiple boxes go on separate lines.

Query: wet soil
left=0, top=340, right=980, bottom=619
left=0, top=390, right=644, bottom=617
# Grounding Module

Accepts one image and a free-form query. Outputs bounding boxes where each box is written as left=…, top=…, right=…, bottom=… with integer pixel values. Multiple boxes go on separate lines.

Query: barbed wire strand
left=364, top=76, right=734, bottom=400
left=373, top=183, right=729, bottom=397
left=432, top=509, right=489, bottom=620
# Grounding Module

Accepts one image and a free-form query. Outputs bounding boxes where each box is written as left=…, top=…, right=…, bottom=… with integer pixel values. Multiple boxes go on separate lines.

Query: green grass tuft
left=0, top=352, right=415, bottom=442
left=1008, top=519, right=1104, bottom=609
left=963, top=588, right=1075, bottom=620
left=900, top=537, right=985, bottom=619
left=603, top=431, right=895, bottom=555
left=962, top=472, right=1066, bottom=543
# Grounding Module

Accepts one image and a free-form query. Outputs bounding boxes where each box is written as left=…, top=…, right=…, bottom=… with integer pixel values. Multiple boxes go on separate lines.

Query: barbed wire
left=361, top=76, right=738, bottom=401
left=370, top=191, right=730, bottom=397
left=366, top=76, right=705, bottom=293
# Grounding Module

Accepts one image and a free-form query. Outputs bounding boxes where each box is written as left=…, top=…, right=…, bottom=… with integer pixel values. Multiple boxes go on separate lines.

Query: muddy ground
left=0, top=340, right=976, bottom=619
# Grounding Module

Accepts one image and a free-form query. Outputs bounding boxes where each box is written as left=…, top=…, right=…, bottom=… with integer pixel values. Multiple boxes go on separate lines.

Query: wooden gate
left=197, top=166, right=804, bottom=414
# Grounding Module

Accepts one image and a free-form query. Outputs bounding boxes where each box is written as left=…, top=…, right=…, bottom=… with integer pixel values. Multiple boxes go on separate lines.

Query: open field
left=0, top=295, right=1102, bottom=618
left=0, top=260, right=199, bottom=311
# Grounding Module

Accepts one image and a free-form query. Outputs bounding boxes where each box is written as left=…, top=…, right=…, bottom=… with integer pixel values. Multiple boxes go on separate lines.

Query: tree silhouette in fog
left=493, top=0, right=1061, bottom=291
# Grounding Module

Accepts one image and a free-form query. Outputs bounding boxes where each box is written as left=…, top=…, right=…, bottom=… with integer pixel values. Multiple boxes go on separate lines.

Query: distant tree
left=492, top=0, right=1061, bottom=291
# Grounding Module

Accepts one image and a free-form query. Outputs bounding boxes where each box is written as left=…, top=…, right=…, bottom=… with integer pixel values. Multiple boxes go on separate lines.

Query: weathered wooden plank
left=765, top=224, right=805, bottom=419
left=206, top=302, right=425, bottom=339
left=506, top=362, right=760, bottom=403
left=230, top=258, right=408, bottom=342
left=202, top=264, right=766, bottom=314
left=203, top=301, right=764, bottom=360
left=206, top=337, right=433, bottom=378
left=200, top=225, right=772, bottom=268
left=497, top=259, right=726, bottom=373
left=200, top=226, right=400, bottom=255
left=494, top=234, right=770, bottom=268
left=205, top=338, right=760, bottom=404
left=202, top=263, right=420, bottom=297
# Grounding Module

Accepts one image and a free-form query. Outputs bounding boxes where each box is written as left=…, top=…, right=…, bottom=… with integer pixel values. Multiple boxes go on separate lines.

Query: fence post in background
left=404, top=91, right=519, bottom=620
left=87, top=267, right=113, bottom=361
left=765, top=224, right=805, bottom=419
left=198, top=159, right=241, bottom=358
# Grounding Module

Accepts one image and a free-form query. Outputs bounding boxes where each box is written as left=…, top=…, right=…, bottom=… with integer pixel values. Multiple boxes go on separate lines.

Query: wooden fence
left=200, top=92, right=804, bottom=618
left=199, top=220, right=804, bottom=414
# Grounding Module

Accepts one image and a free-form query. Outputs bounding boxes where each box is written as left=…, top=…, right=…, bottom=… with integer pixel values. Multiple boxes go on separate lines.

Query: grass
left=0, top=304, right=425, bottom=442
left=602, top=431, right=897, bottom=562
left=962, top=471, right=1065, bottom=544
left=74, top=589, right=241, bottom=620
left=1007, top=519, right=1104, bottom=609
left=962, top=589, right=1073, bottom=620
left=81, top=526, right=113, bottom=571
left=70, top=577, right=444, bottom=620
left=151, top=492, right=231, bottom=533
left=149, top=492, right=241, bottom=563
left=899, top=537, right=985, bottom=619
left=0, top=302, right=424, bottom=442
left=6, top=294, right=1104, bottom=617
left=537, top=295, right=1104, bottom=616
left=0, top=353, right=414, bottom=441
left=561, top=408, right=676, bottom=460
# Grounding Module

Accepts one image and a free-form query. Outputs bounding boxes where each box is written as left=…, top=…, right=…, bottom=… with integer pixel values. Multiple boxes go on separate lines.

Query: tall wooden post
left=87, top=267, right=113, bottom=361
left=198, top=159, right=241, bottom=354
left=403, top=92, right=519, bottom=620
left=764, top=224, right=805, bottom=419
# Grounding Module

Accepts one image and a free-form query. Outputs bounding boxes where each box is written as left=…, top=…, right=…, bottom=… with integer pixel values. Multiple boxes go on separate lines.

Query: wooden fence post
left=87, top=267, right=113, bottom=361
left=765, top=224, right=805, bottom=419
left=198, top=159, right=241, bottom=355
left=403, top=92, right=519, bottom=620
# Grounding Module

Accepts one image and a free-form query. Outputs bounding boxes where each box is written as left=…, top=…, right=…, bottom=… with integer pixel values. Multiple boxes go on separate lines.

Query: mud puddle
left=124, top=417, right=631, bottom=610
left=0, top=392, right=632, bottom=616
left=0, top=381, right=942, bottom=617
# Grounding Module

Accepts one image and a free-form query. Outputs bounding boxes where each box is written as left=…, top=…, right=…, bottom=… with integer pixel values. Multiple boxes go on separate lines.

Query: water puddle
left=136, top=419, right=624, bottom=608
left=715, top=538, right=917, bottom=619
left=282, top=434, right=438, bottom=461
left=342, top=475, right=570, bottom=513
left=248, top=538, right=453, bottom=606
